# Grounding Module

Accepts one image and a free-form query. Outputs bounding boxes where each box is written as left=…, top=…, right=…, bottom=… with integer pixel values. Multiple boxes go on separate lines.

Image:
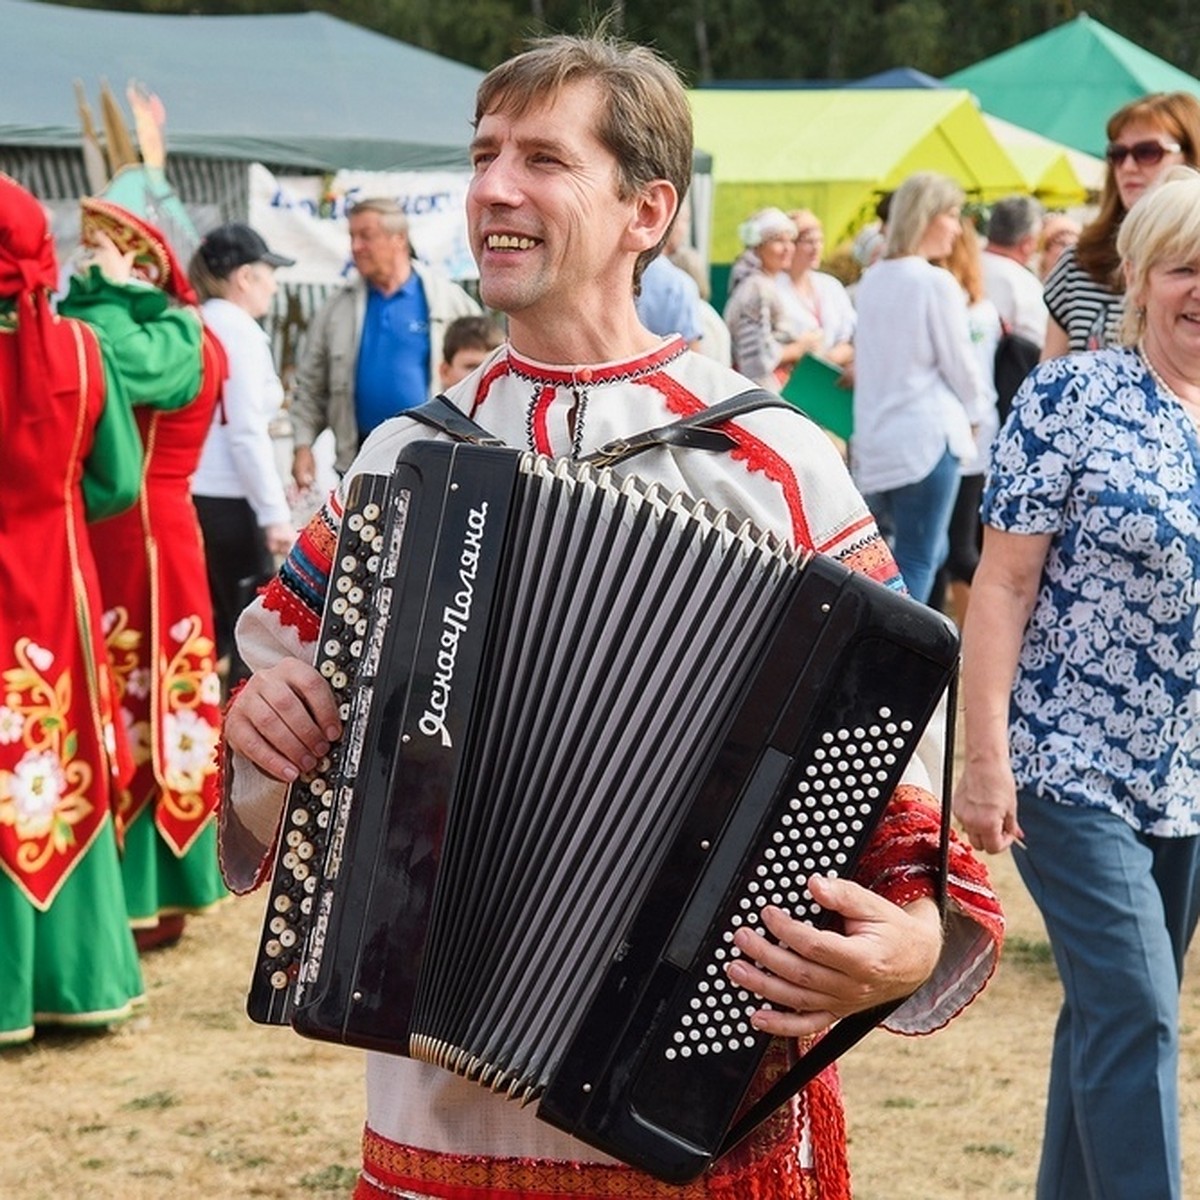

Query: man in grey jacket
left=290, top=197, right=480, bottom=485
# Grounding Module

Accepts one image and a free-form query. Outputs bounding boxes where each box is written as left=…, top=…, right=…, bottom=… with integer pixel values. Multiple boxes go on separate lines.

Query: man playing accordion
left=220, top=31, right=1003, bottom=1200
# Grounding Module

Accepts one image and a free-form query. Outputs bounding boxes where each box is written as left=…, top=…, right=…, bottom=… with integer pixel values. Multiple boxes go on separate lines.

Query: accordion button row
left=257, top=496, right=391, bottom=994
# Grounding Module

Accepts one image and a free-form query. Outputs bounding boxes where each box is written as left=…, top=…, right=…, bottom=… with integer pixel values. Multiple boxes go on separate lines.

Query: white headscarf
left=736, top=207, right=798, bottom=248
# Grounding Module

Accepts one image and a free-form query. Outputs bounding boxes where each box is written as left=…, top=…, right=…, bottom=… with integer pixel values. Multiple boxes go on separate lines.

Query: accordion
left=247, top=439, right=959, bottom=1183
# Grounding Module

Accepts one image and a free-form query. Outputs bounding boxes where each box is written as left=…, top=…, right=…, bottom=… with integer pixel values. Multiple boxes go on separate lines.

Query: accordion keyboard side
left=246, top=471, right=402, bottom=1026
left=288, top=442, right=527, bottom=1048
left=406, top=466, right=801, bottom=1092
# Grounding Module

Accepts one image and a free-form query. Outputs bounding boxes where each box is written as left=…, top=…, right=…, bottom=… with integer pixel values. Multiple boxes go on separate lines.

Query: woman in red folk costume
left=61, top=199, right=228, bottom=950
left=0, top=175, right=145, bottom=1042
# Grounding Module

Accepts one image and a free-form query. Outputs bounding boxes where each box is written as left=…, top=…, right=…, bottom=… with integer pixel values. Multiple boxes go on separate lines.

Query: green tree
left=36, top=0, right=1200, bottom=81
left=881, top=0, right=946, bottom=74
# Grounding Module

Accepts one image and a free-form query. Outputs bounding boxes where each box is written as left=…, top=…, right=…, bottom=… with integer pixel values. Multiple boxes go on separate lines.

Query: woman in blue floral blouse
left=954, top=167, right=1200, bottom=1200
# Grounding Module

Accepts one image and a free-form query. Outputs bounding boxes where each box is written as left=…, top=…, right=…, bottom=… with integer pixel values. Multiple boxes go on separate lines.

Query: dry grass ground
left=2, top=852, right=1198, bottom=1198
left=842, top=851, right=1200, bottom=1198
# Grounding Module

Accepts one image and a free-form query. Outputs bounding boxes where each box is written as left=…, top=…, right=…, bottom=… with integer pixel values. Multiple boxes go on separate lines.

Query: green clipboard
left=782, top=353, right=853, bottom=440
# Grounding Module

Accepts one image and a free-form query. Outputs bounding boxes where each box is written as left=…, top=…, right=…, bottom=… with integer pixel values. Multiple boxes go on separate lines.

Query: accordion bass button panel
left=666, top=707, right=912, bottom=1060
left=537, top=556, right=960, bottom=1182
left=246, top=478, right=395, bottom=1025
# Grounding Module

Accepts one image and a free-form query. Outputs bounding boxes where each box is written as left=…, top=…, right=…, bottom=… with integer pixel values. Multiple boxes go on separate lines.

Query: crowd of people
left=713, top=179, right=1068, bottom=616
left=0, top=179, right=498, bottom=1043
left=709, top=103, right=1200, bottom=1198
left=2, top=30, right=1198, bottom=1200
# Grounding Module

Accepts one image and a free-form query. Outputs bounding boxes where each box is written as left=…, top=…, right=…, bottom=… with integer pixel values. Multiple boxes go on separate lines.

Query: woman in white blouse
left=776, top=209, right=855, bottom=369
left=851, top=173, right=989, bottom=605
left=188, top=223, right=296, bottom=685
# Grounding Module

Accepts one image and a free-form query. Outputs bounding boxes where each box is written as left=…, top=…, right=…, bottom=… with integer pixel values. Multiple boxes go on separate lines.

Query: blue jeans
left=863, top=445, right=959, bottom=605
left=1012, top=788, right=1200, bottom=1200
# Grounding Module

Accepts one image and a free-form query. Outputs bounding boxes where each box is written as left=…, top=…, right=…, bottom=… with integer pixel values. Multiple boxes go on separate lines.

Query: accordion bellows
left=248, top=440, right=959, bottom=1182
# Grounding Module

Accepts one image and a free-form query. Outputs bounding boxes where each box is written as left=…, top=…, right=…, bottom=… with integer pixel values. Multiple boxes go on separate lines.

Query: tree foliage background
left=46, top=0, right=1200, bottom=84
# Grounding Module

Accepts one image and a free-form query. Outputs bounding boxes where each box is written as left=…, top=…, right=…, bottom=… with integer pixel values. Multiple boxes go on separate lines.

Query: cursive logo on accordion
left=418, top=501, right=489, bottom=748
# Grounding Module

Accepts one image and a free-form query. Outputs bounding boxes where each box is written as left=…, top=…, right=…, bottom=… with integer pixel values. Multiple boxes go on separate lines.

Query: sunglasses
left=1104, top=139, right=1182, bottom=167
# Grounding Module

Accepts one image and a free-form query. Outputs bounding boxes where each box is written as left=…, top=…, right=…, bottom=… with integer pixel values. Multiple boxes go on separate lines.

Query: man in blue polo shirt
left=290, top=197, right=480, bottom=485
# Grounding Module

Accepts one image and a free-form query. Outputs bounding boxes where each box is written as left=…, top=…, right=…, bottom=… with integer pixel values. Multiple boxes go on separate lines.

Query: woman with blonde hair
left=851, top=172, right=989, bottom=605
left=955, top=167, right=1200, bottom=1200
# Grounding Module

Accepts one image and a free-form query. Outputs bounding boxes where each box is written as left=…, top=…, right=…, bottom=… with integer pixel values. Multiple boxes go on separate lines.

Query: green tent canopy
left=946, top=14, right=1200, bottom=158
left=1, top=0, right=485, bottom=171
left=688, top=87, right=1027, bottom=264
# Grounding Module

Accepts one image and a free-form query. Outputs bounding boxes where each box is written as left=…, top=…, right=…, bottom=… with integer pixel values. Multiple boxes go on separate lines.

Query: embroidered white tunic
left=221, top=337, right=1001, bottom=1191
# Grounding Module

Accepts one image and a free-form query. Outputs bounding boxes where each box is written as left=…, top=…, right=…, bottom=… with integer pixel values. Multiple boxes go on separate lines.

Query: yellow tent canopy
left=688, top=88, right=1030, bottom=262
left=1005, top=143, right=1086, bottom=209
left=982, top=113, right=1104, bottom=207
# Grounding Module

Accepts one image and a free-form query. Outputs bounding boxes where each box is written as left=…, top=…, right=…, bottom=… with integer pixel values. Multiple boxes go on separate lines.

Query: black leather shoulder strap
left=406, top=386, right=791, bottom=465
left=581, top=386, right=791, bottom=468
left=403, top=394, right=506, bottom=446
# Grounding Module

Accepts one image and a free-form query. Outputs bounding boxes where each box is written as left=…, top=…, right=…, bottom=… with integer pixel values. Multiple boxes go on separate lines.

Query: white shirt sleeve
left=204, top=301, right=292, bottom=528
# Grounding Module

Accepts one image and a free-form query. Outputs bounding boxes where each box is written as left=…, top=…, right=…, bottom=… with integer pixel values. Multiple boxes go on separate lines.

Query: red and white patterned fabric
left=221, top=337, right=1004, bottom=1200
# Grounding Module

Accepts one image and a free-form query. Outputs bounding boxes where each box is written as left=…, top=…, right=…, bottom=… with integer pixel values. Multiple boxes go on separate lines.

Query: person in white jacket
left=851, top=172, right=990, bottom=606
left=188, top=223, right=296, bottom=684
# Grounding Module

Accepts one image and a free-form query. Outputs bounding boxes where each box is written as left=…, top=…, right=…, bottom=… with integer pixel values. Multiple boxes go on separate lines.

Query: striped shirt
left=1042, top=245, right=1122, bottom=352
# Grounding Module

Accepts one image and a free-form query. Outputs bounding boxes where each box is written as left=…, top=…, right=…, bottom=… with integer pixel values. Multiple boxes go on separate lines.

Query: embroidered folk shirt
left=221, top=337, right=1003, bottom=1198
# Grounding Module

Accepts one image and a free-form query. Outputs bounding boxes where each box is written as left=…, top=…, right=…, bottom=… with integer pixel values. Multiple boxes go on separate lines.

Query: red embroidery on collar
left=464, top=344, right=816, bottom=550
left=469, top=355, right=510, bottom=419
left=647, top=372, right=815, bottom=550
left=502, top=335, right=687, bottom=386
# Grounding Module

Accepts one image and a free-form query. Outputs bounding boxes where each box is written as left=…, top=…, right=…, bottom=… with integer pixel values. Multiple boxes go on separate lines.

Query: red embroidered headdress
left=80, top=196, right=197, bottom=305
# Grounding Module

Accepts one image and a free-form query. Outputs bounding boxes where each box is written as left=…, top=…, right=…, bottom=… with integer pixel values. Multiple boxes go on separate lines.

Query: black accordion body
left=248, top=439, right=959, bottom=1183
